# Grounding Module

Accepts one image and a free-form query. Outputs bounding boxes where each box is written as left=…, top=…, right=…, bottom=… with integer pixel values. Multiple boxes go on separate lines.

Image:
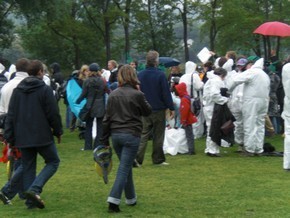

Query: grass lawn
left=0, top=102, right=289, bottom=218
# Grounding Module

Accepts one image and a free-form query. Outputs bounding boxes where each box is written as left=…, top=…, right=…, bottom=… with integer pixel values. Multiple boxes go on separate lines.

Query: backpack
left=184, top=95, right=201, bottom=116
left=189, top=73, right=201, bottom=116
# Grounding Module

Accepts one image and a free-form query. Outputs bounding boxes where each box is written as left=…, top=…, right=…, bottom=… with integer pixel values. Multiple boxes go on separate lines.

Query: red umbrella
left=253, top=21, right=290, bottom=37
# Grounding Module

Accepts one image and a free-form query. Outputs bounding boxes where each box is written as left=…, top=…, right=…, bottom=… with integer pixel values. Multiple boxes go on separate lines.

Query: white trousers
left=242, top=98, right=268, bottom=154
left=283, top=116, right=290, bottom=169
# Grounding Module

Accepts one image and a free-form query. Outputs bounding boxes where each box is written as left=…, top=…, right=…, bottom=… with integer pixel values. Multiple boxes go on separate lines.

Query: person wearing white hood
left=203, top=67, right=228, bottom=156
left=281, top=57, right=290, bottom=170
left=179, top=61, right=204, bottom=138
left=228, top=58, right=270, bottom=156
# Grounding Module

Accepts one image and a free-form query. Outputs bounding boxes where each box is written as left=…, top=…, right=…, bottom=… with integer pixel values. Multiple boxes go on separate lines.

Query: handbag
left=220, top=119, right=235, bottom=135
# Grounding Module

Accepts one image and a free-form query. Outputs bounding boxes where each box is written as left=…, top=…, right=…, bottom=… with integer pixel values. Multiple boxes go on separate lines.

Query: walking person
left=0, top=58, right=30, bottom=205
left=135, top=50, right=175, bottom=166
left=101, top=65, right=152, bottom=212
left=4, top=60, right=63, bottom=209
left=76, top=63, right=108, bottom=150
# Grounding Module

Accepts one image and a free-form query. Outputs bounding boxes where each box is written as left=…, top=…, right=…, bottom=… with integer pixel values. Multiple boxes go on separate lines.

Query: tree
left=0, top=1, right=16, bottom=50
left=131, top=0, right=179, bottom=57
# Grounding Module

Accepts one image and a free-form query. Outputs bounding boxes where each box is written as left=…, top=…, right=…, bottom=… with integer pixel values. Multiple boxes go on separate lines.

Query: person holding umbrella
left=101, top=65, right=152, bottom=212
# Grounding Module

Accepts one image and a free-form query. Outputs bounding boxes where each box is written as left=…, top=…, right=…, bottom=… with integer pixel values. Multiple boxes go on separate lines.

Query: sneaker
left=24, top=191, right=45, bottom=209
left=108, top=203, right=121, bottom=213
left=155, top=162, right=169, bottom=166
left=133, top=159, right=141, bottom=168
left=0, top=191, right=11, bottom=205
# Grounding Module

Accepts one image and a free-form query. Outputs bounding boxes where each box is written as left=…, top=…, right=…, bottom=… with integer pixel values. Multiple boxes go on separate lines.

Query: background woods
left=0, top=0, right=289, bottom=72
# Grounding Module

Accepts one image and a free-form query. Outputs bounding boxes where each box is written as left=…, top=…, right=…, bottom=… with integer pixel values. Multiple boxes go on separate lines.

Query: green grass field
left=0, top=102, right=289, bottom=218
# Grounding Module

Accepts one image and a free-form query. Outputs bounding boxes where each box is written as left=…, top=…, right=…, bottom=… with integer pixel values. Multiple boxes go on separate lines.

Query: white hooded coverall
left=203, top=71, right=228, bottom=154
left=228, top=58, right=270, bottom=154
left=282, top=63, right=290, bottom=169
left=179, top=61, right=204, bottom=138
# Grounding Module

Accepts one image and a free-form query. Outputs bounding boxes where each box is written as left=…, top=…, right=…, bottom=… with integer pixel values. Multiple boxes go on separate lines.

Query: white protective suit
left=228, top=58, right=270, bottom=154
left=282, top=63, right=290, bottom=169
left=203, top=71, right=228, bottom=154
left=179, top=61, right=204, bottom=138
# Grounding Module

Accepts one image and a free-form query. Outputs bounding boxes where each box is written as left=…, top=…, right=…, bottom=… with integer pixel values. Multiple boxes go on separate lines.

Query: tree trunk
left=182, top=1, right=189, bottom=61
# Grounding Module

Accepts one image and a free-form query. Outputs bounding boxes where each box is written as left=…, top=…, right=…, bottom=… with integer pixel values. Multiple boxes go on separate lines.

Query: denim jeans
left=1, top=158, right=24, bottom=200
left=21, top=143, right=60, bottom=205
left=107, top=133, right=140, bottom=205
left=84, top=117, right=103, bottom=150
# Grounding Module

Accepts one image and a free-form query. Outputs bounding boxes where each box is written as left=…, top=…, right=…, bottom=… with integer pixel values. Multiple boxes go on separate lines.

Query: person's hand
left=57, top=135, right=61, bottom=144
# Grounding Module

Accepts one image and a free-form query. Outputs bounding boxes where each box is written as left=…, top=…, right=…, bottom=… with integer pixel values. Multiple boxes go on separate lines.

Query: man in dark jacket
left=135, top=50, right=175, bottom=166
left=4, top=60, right=63, bottom=209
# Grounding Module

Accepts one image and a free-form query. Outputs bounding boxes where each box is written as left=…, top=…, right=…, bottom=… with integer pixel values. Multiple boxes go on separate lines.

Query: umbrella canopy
left=159, top=57, right=181, bottom=68
left=253, top=21, right=290, bottom=37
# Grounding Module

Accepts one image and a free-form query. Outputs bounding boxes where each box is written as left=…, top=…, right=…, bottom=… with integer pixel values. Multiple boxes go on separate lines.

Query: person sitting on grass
left=173, top=82, right=198, bottom=155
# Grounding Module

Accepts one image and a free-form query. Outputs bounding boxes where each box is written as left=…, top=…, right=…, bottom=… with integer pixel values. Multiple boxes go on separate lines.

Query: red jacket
left=175, top=83, right=197, bottom=126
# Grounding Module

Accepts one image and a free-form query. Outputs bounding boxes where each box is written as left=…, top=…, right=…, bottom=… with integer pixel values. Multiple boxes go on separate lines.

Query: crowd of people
left=0, top=49, right=289, bottom=213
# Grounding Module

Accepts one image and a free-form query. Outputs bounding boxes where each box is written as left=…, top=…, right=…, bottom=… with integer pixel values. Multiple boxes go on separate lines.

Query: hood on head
left=50, top=62, right=61, bottom=74
left=185, top=61, right=197, bottom=74
left=222, top=59, right=234, bottom=72
left=214, top=57, right=221, bottom=69
left=251, top=58, right=264, bottom=69
left=175, top=82, right=188, bottom=97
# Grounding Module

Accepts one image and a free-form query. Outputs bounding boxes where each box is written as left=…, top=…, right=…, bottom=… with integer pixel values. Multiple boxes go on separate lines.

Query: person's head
left=130, top=60, right=138, bottom=69
left=108, top=60, right=118, bottom=71
left=170, top=65, right=180, bottom=74
left=146, top=50, right=159, bottom=67
left=15, top=58, right=30, bottom=72
left=213, top=67, right=227, bottom=80
left=236, top=58, right=248, bottom=72
left=79, top=64, right=89, bottom=80
left=27, top=60, right=44, bottom=79
left=218, top=57, right=227, bottom=68
left=225, top=51, right=237, bottom=62
left=89, top=63, right=101, bottom=76
left=203, top=61, right=213, bottom=72
left=50, top=62, right=61, bottom=74
left=118, top=64, right=139, bottom=88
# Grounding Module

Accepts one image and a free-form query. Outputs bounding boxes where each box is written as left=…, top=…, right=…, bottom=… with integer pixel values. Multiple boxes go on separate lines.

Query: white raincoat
left=282, top=63, right=290, bottom=169
left=179, top=61, right=203, bottom=97
left=228, top=58, right=270, bottom=154
left=179, top=61, right=204, bottom=138
left=203, top=71, right=228, bottom=154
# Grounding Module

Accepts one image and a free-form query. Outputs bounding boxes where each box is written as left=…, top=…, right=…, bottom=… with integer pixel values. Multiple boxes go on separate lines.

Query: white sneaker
left=155, top=162, right=169, bottom=166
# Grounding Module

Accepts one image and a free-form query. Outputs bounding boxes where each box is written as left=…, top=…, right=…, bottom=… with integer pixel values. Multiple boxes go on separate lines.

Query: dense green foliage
left=0, top=0, right=289, bottom=70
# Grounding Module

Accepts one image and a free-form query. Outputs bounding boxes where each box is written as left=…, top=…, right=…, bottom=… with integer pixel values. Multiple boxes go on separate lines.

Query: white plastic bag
left=163, top=128, right=188, bottom=155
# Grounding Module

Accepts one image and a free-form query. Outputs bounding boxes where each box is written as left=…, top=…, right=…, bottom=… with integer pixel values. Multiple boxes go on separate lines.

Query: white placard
left=197, top=47, right=212, bottom=63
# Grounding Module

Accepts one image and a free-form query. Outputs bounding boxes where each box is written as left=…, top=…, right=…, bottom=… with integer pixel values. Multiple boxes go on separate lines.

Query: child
left=174, top=82, right=198, bottom=155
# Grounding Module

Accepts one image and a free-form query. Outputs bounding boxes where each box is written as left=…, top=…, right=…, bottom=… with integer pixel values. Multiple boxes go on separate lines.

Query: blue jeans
left=21, top=143, right=60, bottom=205
left=84, top=117, right=103, bottom=150
left=107, top=133, right=140, bottom=205
left=1, top=158, right=24, bottom=200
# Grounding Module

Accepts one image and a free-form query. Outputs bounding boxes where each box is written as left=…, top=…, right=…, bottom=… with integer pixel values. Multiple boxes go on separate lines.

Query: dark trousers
left=184, top=125, right=195, bottom=153
left=136, top=110, right=166, bottom=164
left=84, top=117, right=103, bottom=150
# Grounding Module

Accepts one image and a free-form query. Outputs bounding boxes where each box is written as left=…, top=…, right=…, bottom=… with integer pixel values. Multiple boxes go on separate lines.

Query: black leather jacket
left=101, top=84, right=152, bottom=145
